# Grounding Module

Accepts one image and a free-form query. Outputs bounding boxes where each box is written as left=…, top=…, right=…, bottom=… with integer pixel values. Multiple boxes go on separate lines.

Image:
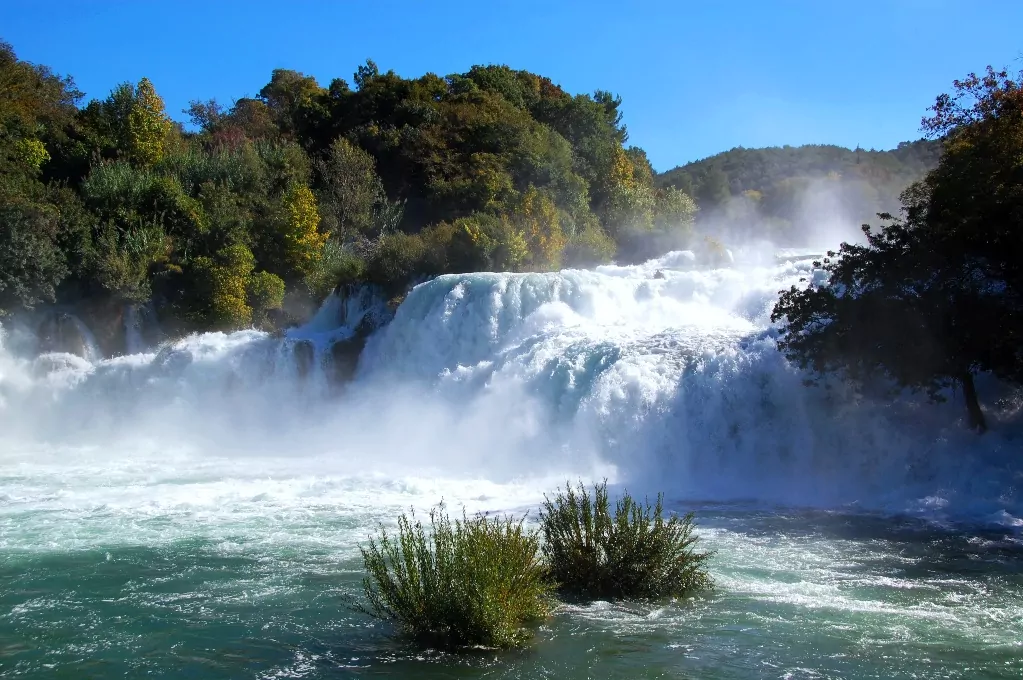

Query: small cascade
left=123, top=304, right=146, bottom=355
left=284, top=284, right=392, bottom=383
left=36, top=311, right=102, bottom=362
left=123, top=301, right=163, bottom=355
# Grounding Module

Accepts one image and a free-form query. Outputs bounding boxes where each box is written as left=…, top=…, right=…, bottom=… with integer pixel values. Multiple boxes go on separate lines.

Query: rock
left=328, top=336, right=366, bottom=384
left=37, top=313, right=94, bottom=359
left=293, top=340, right=315, bottom=379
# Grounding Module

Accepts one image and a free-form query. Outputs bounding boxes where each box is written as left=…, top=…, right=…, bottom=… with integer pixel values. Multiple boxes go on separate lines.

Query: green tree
left=510, top=185, right=566, bottom=270
left=315, top=136, right=389, bottom=238
left=88, top=78, right=173, bottom=167
left=0, top=40, right=80, bottom=193
left=184, top=98, right=224, bottom=132
left=189, top=243, right=257, bottom=329
left=772, top=67, right=1023, bottom=432
left=259, top=69, right=326, bottom=138
left=92, top=218, right=167, bottom=302
left=653, top=186, right=697, bottom=233
left=599, top=144, right=654, bottom=234
left=696, top=165, right=731, bottom=210
left=247, top=270, right=285, bottom=328
left=127, top=78, right=172, bottom=166
left=0, top=203, right=67, bottom=314
left=255, top=183, right=328, bottom=282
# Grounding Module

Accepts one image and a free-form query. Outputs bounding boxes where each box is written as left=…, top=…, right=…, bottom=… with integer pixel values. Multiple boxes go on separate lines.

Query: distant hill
left=655, top=140, right=943, bottom=245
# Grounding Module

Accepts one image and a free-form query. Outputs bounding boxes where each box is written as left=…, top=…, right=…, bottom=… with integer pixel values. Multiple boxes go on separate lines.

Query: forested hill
left=656, top=140, right=943, bottom=243
left=0, top=34, right=945, bottom=346
left=1, top=41, right=704, bottom=342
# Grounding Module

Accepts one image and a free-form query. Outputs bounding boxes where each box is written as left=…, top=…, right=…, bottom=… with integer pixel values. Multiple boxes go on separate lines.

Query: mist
left=3, top=255, right=1018, bottom=535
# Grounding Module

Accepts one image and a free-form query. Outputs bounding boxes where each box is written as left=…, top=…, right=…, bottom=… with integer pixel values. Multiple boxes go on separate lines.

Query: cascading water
left=358, top=250, right=1021, bottom=518
left=1, top=252, right=1020, bottom=679
left=122, top=302, right=162, bottom=355
left=31, top=309, right=103, bottom=361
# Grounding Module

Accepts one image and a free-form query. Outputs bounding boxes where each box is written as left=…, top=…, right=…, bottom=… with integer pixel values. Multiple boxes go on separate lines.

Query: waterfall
left=123, top=304, right=146, bottom=355
left=34, top=310, right=102, bottom=362
left=0, top=252, right=1019, bottom=520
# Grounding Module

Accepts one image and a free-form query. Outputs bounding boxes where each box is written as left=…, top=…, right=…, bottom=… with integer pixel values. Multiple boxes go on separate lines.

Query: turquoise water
left=3, top=506, right=1020, bottom=679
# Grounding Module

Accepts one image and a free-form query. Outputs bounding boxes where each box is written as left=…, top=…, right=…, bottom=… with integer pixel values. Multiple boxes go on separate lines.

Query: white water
left=0, top=250, right=1020, bottom=557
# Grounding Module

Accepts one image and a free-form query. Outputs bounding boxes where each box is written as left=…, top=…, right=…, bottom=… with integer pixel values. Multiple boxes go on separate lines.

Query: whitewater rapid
left=0, top=250, right=1020, bottom=555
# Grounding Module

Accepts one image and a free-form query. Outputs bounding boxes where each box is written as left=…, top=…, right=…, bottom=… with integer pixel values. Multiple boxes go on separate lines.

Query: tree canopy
left=772, top=67, right=1023, bottom=432
left=0, top=45, right=700, bottom=333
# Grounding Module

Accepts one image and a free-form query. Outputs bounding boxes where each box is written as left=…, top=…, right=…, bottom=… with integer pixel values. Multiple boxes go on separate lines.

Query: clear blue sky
left=2, top=0, right=1020, bottom=171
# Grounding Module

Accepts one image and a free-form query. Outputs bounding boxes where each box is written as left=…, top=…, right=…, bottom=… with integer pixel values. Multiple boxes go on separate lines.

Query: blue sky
left=2, top=0, right=1020, bottom=171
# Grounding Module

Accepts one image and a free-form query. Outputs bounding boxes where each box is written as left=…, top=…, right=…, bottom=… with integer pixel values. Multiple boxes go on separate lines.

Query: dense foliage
left=0, top=41, right=699, bottom=333
left=772, top=67, right=1023, bottom=432
left=539, top=480, right=712, bottom=601
left=356, top=505, right=554, bottom=650
left=658, top=140, right=941, bottom=243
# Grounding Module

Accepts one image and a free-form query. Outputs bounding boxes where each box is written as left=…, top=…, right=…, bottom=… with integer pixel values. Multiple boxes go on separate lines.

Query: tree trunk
left=960, top=372, right=987, bottom=433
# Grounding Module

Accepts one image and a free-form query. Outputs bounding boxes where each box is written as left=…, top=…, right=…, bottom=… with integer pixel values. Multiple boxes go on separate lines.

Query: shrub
left=563, top=223, right=616, bottom=267
left=0, top=202, right=67, bottom=314
left=540, top=480, right=711, bottom=601
left=187, top=243, right=256, bottom=329
left=365, top=231, right=434, bottom=288
left=81, top=160, right=156, bottom=214
left=247, top=270, right=285, bottom=328
left=356, top=504, right=555, bottom=650
left=306, top=239, right=366, bottom=299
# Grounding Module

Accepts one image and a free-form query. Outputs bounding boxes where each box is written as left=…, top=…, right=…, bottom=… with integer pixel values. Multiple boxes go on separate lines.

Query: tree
left=592, top=90, right=627, bottom=144
left=266, top=183, right=329, bottom=280
left=0, top=40, right=80, bottom=191
left=259, top=69, right=325, bottom=137
left=247, top=270, right=285, bottom=328
left=599, top=144, right=654, bottom=235
left=0, top=204, right=67, bottom=314
left=510, top=185, right=565, bottom=270
left=185, top=98, right=224, bottom=132
left=653, top=186, right=697, bottom=233
left=354, top=59, right=380, bottom=90
left=189, top=243, right=257, bottom=329
left=772, top=67, right=1023, bottom=432
left=90, top=78, right=173, bottom=167
left=218, top=98, right=279, bottom=144
left=315, top=136, right=388, bottom=238
left=127, top=78, right=172, bottom=166
left=696, top=165, right=731, bottom=210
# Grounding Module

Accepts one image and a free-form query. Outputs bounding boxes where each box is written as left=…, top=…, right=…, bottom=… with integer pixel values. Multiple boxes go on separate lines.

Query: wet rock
left=76, top=296, right=127, bottom=357
left=37, top=313, right=93, bottom=359
left=328, top=336, right=366, bottom=384
left=293, top=340, right=315, bottom=379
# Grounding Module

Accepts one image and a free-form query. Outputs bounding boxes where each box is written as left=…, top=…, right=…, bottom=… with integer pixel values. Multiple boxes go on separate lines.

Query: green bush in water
left=356, top=504, right=555, bottom=650
left=540, top=480, right=712, bottom=601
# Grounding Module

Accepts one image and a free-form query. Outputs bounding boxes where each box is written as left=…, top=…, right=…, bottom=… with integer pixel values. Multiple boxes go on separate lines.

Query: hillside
left=1, top=41, right=701, bottom=336
left=656, top=140, right=943, bottom=245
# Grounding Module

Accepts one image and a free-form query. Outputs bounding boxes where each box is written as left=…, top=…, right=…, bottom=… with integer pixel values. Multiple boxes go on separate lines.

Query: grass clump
left=540, top=480, right=712, bottom=601
left=356, top=504, right=555, bottom=650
